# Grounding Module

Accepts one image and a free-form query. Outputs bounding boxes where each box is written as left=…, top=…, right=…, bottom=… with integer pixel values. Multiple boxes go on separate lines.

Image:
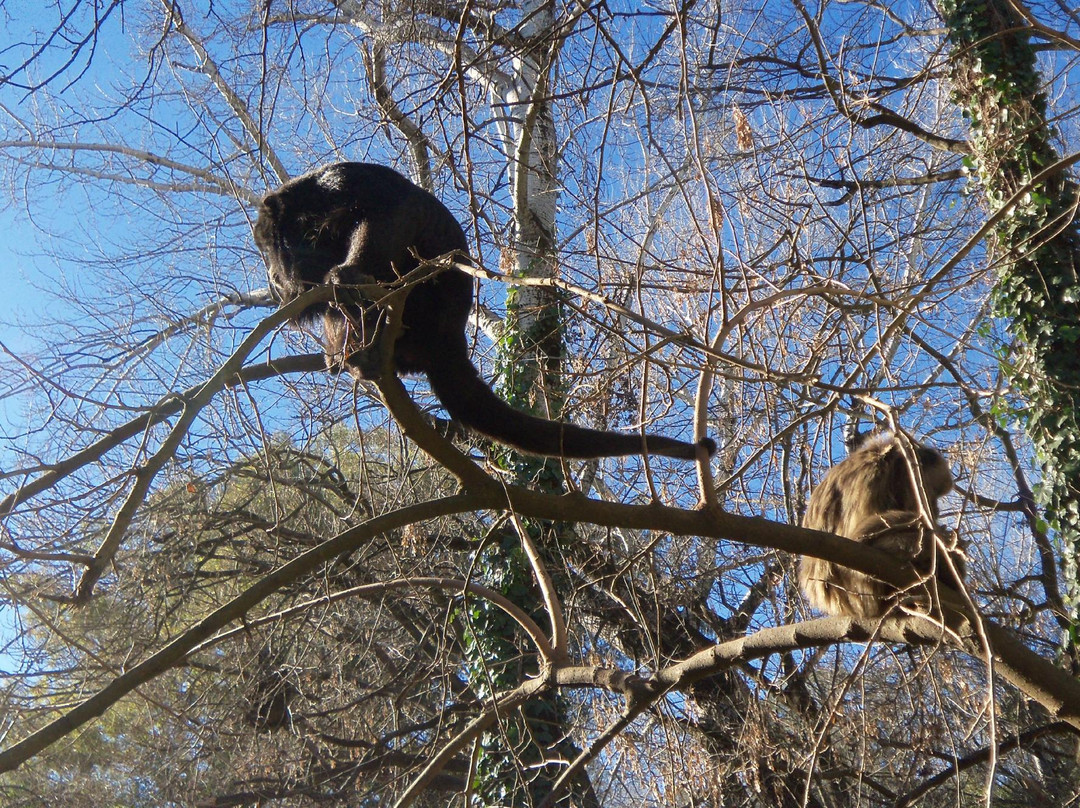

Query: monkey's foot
left=343, top=346, right=383, bottom=379
left=328, top=267, right=377, bottom=297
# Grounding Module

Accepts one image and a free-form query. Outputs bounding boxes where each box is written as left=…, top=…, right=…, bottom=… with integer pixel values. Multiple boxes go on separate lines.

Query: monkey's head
left=912, top=444, right=954, bottom=502
left=254, top=168, right=358, bottom=321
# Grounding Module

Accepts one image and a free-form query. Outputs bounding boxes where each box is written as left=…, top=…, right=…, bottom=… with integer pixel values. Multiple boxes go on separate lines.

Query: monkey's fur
left=798, top=434, right=966, bottom=618
left=255, top=163, right=715, bottom=460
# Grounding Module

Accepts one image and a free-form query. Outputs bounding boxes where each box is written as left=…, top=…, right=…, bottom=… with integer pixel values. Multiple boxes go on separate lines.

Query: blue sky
left=0, top=203, right=56, bottom=443
left=0, top=1, right=133, bottom=354
left=0, top=206, right=50, bottom=667
left=0, top=206, right=54, bottom=349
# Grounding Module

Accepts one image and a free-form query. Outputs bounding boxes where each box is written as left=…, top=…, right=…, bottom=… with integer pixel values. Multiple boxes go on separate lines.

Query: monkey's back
left=799, top=434, right=960, bottom=618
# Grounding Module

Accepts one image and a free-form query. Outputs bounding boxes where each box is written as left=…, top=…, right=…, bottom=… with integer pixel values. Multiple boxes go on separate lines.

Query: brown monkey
left=255, top=162, right=716, bottom=460
left=798, top=433, right=965, bottom=618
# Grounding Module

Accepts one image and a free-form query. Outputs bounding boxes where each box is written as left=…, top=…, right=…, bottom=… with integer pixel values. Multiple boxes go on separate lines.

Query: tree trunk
left=941, top=0, right=1080, bottom=657
left=466, top=2, right=594, bottom=805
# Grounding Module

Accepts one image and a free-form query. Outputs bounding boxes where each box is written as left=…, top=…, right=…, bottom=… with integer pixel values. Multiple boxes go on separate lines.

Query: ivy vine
left=942, top=0, right=1080, bottom=645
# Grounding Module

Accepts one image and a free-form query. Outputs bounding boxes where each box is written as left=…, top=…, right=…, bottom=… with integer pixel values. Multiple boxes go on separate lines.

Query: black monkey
left=255, top=162, right=715, bottom=460
left=245, top=668, right=298, bottom=731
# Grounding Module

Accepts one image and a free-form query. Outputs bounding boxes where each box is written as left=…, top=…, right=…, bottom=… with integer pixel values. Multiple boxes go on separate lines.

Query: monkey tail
left=424, top=347, right=715, bottom=461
